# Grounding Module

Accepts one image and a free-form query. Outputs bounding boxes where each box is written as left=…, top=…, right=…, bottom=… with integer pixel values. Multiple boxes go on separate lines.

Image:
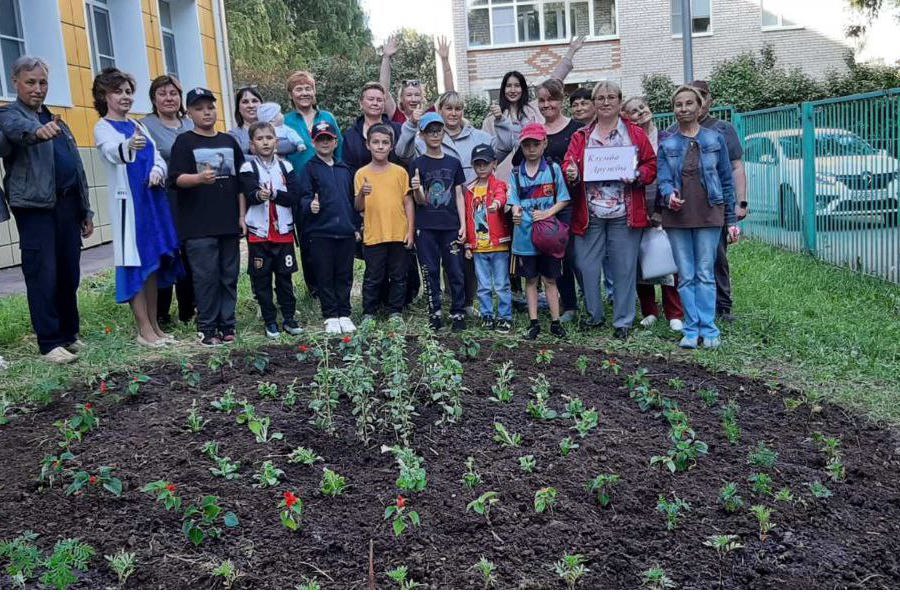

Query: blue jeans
left=667, top=227, right=721, bottom=341
left=473, top=251, right=512, bottom=320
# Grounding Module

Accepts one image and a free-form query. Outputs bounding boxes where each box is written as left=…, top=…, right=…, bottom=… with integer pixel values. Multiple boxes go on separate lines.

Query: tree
left=641, top=74, right=678, bottom=114
left=845, top=0, right=900, bottom=37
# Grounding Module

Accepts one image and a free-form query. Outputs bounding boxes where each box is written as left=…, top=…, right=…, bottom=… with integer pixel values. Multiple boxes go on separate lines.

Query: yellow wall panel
left=73, top=27, right=91, bottom=69
left=201, top=36, right=216, bottom=65
left=141, top=0, right=152, bottom=15
left=79, top=67, right=94, bottom=109
left=70, top=0, right=86, bottom=29
left=58, top=0, right=73, bottom=24
left=204, top=63, right=221, bottom=95
left=68, top=106, right=92, bottom=147
left=199, top=7, right=214, bottom=38
left=61, top=23, right=77, bottom=66
left=67, top=64, right=84, bottom=106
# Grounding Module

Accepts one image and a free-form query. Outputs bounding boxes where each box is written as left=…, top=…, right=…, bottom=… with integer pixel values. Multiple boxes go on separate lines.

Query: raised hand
left=383, top=35, right=399, bottom=58
left=410, top=108, right=424, bottom=126
left=567, top=34, right=586, bottom=58
left=410, top=168, right=421, bottom=191
left=436, top=35, right=451, bottom=59
left=311, top=193, right=320, bottom=214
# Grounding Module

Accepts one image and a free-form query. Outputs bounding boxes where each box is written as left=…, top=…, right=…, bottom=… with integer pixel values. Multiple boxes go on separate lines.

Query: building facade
left=0, top=0, right=233, bottom=268
left=452, top=0, right=878, bottom=98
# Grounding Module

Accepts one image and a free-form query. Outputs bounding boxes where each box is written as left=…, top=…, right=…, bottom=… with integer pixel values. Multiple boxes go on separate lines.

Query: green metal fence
left=655, top=88, right=900, bottom=284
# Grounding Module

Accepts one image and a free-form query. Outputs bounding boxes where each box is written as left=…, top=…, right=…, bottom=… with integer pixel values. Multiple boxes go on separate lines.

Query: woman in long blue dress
left=92, top=68, right=183, bottom=348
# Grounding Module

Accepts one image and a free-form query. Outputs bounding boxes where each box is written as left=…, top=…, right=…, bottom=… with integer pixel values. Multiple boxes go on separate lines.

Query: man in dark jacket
left=0, top=56, right=94, bottom=364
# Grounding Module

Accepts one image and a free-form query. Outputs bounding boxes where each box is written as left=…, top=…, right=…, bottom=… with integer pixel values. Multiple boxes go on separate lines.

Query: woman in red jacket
left=562, top=81, right=657, bottom=339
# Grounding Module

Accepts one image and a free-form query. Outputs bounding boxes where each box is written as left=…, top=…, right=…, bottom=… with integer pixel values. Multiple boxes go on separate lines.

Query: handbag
left=639, top=227, right=678, bottom=280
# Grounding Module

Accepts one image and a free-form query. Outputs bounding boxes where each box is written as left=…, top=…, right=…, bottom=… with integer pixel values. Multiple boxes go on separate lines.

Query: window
left=671, top=0, right=711, bottom=35
left=158, top=0, right=179, bottom=77
left=761, top=1, right=797, bottom=29
left=467, top=0, right=617, bottom=48
left=86, top=0, right=116, bottom=71
left=0, top=0, right=26, bottom=97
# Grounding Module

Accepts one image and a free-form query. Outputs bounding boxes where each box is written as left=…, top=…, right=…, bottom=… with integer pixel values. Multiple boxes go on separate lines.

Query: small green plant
left=642, top=566, right=676, bottom=589
left=459, top=333, right=481, bottom=359
left=808, top=480, right=833, bottom=499
left=657, top=494, right=690, bottom=531
left=749, top=505, right=775, bottom=541
left=181, top=495, right=239, bottom=546
left=534, top=487, right=558, bottom=513
left=488, top=361, right=515, bottom=403
left=631, top=385, right=666, bottom=413
left=0, top=397, right=13, bottom=426
left=748, top=472, right=774, bottom=496
left=586, top=474, right=621, bottom=508
left=535, top=348, right=554, bottom=364
left=257, top=381, right=279, bottom=400
left=0, top=531, right=43, bottom=585
left=252, top=461, right=284, bottom=489
left=561, top=395, right=585, bottom=418
left=235, top=401, right=256, bottom=425
left=554, top=553, right=588, bottom=589
left=722, top=402, right=741, bottom=444
left=774, top=487, right=795, bottom=503
left=104, top=550, right=136, bottom=587
left=38, top=451, right=76, bottom=488
left=601, top=357, right=622, bottom=374
left=69, top=402, right=100, bottom=435
left=461, top=456, right=482, bottom=489
left=297, top=576, right=321, bottom=590
left=383, top=445, right=427, bottom=493
left=519, top=455, right=536, bottom=473
left=282, top=378, right=299, bottom=409
left=811, top=433, right=846, bottom=482
left=572, top=408, right=599, bottom=438
left=384, top=495, right=420, bottom=537
left=493, top=422, right=522, bottom=447
left=625, top=367, right=650, bottom=390
left=320, top=467, right=348, bottom=496
left=466, top=491, right=499, bottom=520
left=527, top=374, right=557, bottom=420
left=210, top=456, right=241, bottom=480
left=559, top=436, right=579, bottom=457
left=65, top=466, right=123, bottom=497
left=185, top=400, right=208, bottom=433
left=180, top=360, right=201, bottom=387
left=201, top=441, right=220, bottom=459
left=719, top=482, right=744, bottom=513
left=747, top=441, right=778, bottom=469
left=247, top=415, right=283, bottom=444
left=288, top=446, right=323, bottom=466
left=575, top=354, right=590, bottom=376
left=141, top=480, right=181, bottom=511
left=650, top=427, right=708, bottom=473
left=697, top=387, right=719, bottom=407
left=247, top=350, right=270, bottom=374
left=667, top=377, right=686, bottom=390
left=386, top=565, right=421, bottom=590
left=473, top=556, right=497, bottom=589
left=211, top=559, right=242, bottom=589
left=124, top=374, right=151, bottom=397
left=40, top=538, right=96, bottom=590
left=279, top=491, right=304, bottom=531
left=207, top=347, right=233, bottom=376
left=825, top=458, right=846, bottom=482
left=704, top=533, right=743, bottom=557
left=210, top=387, right=237, bottom=413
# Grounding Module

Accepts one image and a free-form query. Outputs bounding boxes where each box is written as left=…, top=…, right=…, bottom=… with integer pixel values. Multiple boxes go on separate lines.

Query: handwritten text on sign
left=583, top=146, right=638, bottom=182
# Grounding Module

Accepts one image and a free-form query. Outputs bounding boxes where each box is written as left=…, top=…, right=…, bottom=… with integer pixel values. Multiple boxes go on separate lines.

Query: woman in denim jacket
left=657, top=85, right=740, bottom=350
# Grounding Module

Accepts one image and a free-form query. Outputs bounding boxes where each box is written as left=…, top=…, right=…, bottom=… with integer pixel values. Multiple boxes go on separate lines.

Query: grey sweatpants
left=574, top=216, right=641, bottom=328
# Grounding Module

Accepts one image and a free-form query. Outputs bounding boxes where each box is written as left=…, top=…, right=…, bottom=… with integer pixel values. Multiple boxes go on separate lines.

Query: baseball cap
left=690, top=80, right=711, bottom=95
left=186, top=87, right=216, bottom=107
left=470, top=143, right=495, bottom=163
left=519, top=122, right=547, bottom=142
left=311, top=121, right=338, bottom=140
left=418, top=112, right=445, bottom=132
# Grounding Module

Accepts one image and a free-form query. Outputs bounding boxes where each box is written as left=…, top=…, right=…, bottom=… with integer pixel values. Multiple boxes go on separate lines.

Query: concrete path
left=0, top=242, right=114, bottom=298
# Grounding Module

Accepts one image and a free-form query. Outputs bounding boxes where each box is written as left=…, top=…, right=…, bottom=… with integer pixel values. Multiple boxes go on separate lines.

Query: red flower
left=84, top=402, right=94, bottom=411
left=342, top=336, right=352, bottom=344
left=298, top=344, right=310, bottom=353
left=165, top=483, right=176, bottom=493
left=133, top=376, right=140, bottom=382
left=89, top=475, right=98, bottom=485
left=99, top=381, right=109, bottom=394
left=284, top=491, right=298, bottom=508
left=396, top=495, right=407, bottom=509
left=104, top=326, right=112, bottom=335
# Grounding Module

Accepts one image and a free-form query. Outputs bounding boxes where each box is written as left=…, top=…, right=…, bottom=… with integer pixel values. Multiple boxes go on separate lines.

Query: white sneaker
left=42, top=346, right=78, bottom=365
left=669, top=318, right=684, bottom=332
left=640, top=315, right=657, bottom=328
left=338, top=317, right=356, bottom=333
left=324, top=318, right=342, bottom=334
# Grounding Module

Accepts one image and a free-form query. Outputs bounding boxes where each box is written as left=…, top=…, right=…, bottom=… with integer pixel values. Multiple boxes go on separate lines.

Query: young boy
left=408, top=113, right=467, bottom=331
left=463, top=143, right=512, bottom=333
left=238, top=121, right=303, bottom=339
left=301, top=121, right=358, bottom=334
left=354, top=124, right=415, bottom=320
left=508, top=123, right=570, bottom=340
left=169, top=87, right=246, bottom=346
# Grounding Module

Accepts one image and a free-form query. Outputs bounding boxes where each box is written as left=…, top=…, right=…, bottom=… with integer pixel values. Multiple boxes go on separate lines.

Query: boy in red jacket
left=463, top=144, right=512, bottom=333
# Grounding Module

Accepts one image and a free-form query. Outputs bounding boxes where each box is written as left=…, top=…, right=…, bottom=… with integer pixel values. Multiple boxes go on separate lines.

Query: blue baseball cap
left=418, top=112, right=445, bottom=132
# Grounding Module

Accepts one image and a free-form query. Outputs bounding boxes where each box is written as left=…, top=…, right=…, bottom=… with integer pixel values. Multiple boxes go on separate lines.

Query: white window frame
left=85, top=0, right=116, bottom=72
left=158, top=0, right=179, bottom=77
left=466, top=0, right=619, bottom=50
left=0, top=0, right=27, bottom=99
left=670, top=0, right=714, bottom=39
left=760, top=1, right=804, bottom=31
left=4, top=0, right=71, bottom=106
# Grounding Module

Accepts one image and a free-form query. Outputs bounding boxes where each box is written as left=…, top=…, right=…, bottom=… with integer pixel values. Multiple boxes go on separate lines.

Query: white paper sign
left=583, top=146, right=638, bottom=182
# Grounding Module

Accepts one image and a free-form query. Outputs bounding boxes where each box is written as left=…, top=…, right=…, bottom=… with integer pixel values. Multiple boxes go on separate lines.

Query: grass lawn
left=0, top=240, right=898, bottom=423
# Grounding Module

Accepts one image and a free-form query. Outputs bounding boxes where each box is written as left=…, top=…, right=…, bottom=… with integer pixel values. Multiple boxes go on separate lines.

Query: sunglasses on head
left=403, top=79, right=421, bottom=88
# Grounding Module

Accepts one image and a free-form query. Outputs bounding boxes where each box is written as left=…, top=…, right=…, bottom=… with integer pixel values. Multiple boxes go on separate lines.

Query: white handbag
left=639, top=227, right=678, bottom=280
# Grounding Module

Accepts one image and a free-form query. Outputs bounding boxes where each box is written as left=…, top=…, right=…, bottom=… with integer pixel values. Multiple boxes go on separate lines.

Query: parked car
left=744, top=128, right=899, bottom=228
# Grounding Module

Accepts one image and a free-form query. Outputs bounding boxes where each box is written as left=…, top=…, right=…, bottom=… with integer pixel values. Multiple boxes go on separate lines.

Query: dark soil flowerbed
left=2, top=336, right=900, bottom=589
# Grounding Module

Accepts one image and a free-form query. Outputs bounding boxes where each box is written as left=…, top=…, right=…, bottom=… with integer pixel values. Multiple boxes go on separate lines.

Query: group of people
left=0, top=35, right=747, bottom=364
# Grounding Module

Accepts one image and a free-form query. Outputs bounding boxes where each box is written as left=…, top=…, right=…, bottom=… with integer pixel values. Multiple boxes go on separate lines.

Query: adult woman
left=380, top=34, right=455, bottom=124
left=342, top=82, right=401, bottom=174
left=227, top=86, right=262, bottom=155
left=92, top=68, right=182, bottom=348
left=621, top=95, right=684, bottom=333
left=562, top=81, right=657, bottom=339
left=141, top=75, right=195, bottom=325
left=657, top=85, right=738, bottom=349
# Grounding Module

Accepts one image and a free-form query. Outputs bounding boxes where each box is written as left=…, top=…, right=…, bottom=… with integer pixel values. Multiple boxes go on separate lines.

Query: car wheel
left=779, top=187, right=801, bottom=232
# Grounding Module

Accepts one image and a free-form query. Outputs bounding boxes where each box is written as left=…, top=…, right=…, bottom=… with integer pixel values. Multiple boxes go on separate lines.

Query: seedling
left=141, top=480, right=181, bottom=511
left=210, top=387, right=237, bottom=413
left=282, top=378, right=299, bottom=409
left=310, top=360, right=341, bottom=434
left=657, top=494, right=690, bottom=530
left=210, top=456, right=241, bottom=480
left=235, top=401, right=256, bottom=425
left=185, top=400, right=208, bottom=433
left=461, top=456, right=482, bottom=489
left=575, top=354, right=590, bottom=376
left=288, top=446, right=323, bottom=466
left=667, top=377, right=686, bottom=391
left=201, top=441, right=220, bottom=459
left=279, top=491, right=304, bottom=531
left=38, top=451, right=76, bottom=488
left=704, top=533, right=743, bottom=557
left=774, top=487, right=795, bottom=503
left=719, top=482, right=744, bottom=513
left=748, top=472, right=774, bottom=496
left=320, top=467, right=348, bottom=496
left=493, top=422, right=522, bottom=447
left=561, top=396, right=585, bottom=418
left=384, top=495, right=420, bottom=537
left=297, top=576, right=321, bottom=590
left=572, top=408, right=599, bottom=438
left=651, top=427, right=708, bottom=473
left=340, top=356, right=377, bottom=443
left=625, top=367, right=650, bottom=390
left=749, top=505, right=775, bottom=541
left=247, top=350, right=270, bottom=374
left=534, top=487, right=558, bottom=513
left=248, top=415, right=283, bottom=443
left=459, top=334, right=481, bottom=359
left=104, top=550, right=136, bottom=587
left=385, top=565, right=421, bottom=590
left=489, top=361, right=515, bottom=404
left=554, top=553, right=588, bottom=589
left=535, top=348, right=554, bottom=364
left=181, top=495, right=239, bottom=546
left=258, top=381, right=279, bottom=400
left=65, top=467, right=123, bottom=497
left=473, top=556, right=497, bottom=589
left=697, top=387, right=719, bottom=407
left=811, top=433, right=846, bottom=482
left=808, top=480, right=833, bottom=499
left=207, top=347, right=233, bottom=377
left=747, top=441, right=778, bottom=469
left=69, top=403, right=100, bottom=435
left=642, top=566, right=676, bottom=589
left=722, top=402, right=740, bottom=444
left=527, top=374, right=557, bottom=420
left=124, top=374, right=151, bottom=397
left=631, top=385, right=666, bottom=412
left=601, top=357, right=622, bottom=374
left=181, top=360, right=201, bottom=388
left=559, top=436, right=579, bottom=457
left=252, top=461, right=284, bottom=489
left=383, top=445, right=427, bottom=493
left=586, top=474, right=621, bottom=508
left=466, top=491, right=499, bottom=520
left=212, top=559, right=242, bottom=589
left=40, top=538, right=96, bottom=590
left=519, top=455, right=536, bottom=473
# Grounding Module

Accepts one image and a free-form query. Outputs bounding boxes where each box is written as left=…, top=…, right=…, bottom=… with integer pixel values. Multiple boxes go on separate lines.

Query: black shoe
left=581, top=318, right=605, bottom=331
left=429, top=314, right=443, bottom=331
left=613, top=327, right=630, bottom=340
left=265, top=323, right=281, bottom=340
left=550, top=321, right=566, bottom=338
left=283, top=319, right=303, bottom=335
left=524, top=323, right=541, bottom=340
left=481, top=316, right=495, bottom=330
left=496, top=320, right=512, bottom=334
left=451, top=316, right=467, bottom=332
left=220, top=329, right=236, bottom=344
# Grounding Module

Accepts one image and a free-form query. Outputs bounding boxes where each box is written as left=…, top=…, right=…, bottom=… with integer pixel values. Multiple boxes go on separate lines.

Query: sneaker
left=338, top=317, right=357, bottom=333
left=429, top=314, right=443, bottom=331
left=640, top=315, right=657, bottom=328
left=550, top=321, right=566, bottom=338
left=580, top=318, right=605, bottom=331
left=613, top=327, right=630, bottom=340
left=199, top=332, right=223, bottom=347
left=42, top=346, right=78, bottom=365
left=481, top=316, right=495, bottom=330
left=451, top=316, right=466, bottom=332
left=265, top=323, right=281, bottom=340
left=496, top=320, right=512, bottom=334
left=560, top=310, right=577, bottom=324
left=524, top=322, right=540, bottom=340
left=283, top=319, right=303, bottom=336
left=669, top=318, right=684, bottom=332
left=67, top=339, right=87, bottom=353
left=220, top=330, right=236, bottom=344
left=678, top=336, right=698, bottom=350
left=703, top=336, right=722, bottom=350
left=324, top=318, right=342, bottom=334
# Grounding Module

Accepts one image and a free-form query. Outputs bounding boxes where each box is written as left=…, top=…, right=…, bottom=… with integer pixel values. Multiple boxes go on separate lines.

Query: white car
left=744, top=128, right=899, bottom=228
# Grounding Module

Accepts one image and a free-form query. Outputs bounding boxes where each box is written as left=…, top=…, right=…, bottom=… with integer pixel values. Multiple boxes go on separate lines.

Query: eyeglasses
left=593, top=94, right=619, bottom=103
left=402, top=80, right=421, bottom=88
left=424, top=128, right=444, bottom=136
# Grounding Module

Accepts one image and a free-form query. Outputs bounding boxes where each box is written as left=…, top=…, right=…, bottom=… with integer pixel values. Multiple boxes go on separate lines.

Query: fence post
left=800, top=101, right=818, bottom=254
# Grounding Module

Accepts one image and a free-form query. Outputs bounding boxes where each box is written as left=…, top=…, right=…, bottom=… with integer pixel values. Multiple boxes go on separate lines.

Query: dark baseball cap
left=470, top=143, right=495, bottom=163
left=186, top=87, right=216, bottom=106
left=312, top=121, right=338, bottom=140
left=690, top=80, right=711, bottom=95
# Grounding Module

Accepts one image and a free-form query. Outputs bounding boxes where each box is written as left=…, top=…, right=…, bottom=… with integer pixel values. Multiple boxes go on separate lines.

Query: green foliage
left=40, top=539, right=95, bottom=590
left=554, top=553, right=588, bottom=589
left=642, top=566, right=676, bottom=589
left=104, top=550, right=136, bottom=587
left=473, top=556, right=497, bottom=589
left=533, top=487, right=558, bottom=513
left=384, top=445, right=427, bottom=493
left=586, top=474, right=621, bottom=507
left=461, top=456, right=482, bottom=489
left=748, top=441, right=779, bottom=469
left=466, top=491, right=499, bottom=518
left=657, top=494, right=690, bottom=530
left=641, top=73, right=678, bottom=113
left=386, top=564, right=421, bottom=590
left=211, top=559, right=242, bottom=589
left=289, top=446, right=323, bottom=466
left=320, top=467, right=348, bottom=496
left=719, top=482, right=744, bottom=513
left=519, top=454, right=536, bottom=473
left=492, top=422, right=522, bottom=447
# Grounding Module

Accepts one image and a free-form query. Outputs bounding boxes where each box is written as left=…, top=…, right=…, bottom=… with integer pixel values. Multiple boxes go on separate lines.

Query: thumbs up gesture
left=311, top=193, right=320, bottom=214
left=489, top=101, right=503, bottom=120
left=361, top=177, right=373, bottom=197
left=411, top=108, right=424, bottom=126
left=410, top=168, right=421, bottom=191
left=129, top=129, right=147, bottom=151
left=258, top=184, right=272, bottom=202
